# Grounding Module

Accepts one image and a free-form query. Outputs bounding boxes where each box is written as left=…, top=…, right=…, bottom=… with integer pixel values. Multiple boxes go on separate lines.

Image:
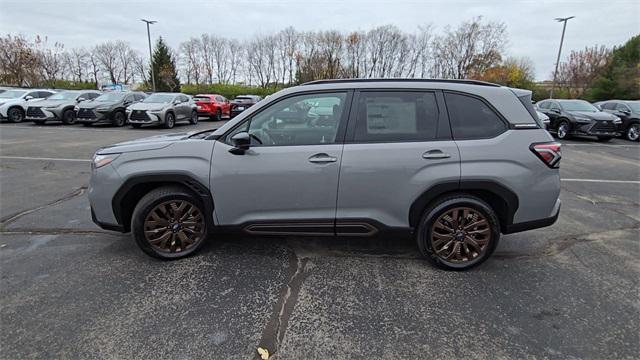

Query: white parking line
left=0, top=155, right=90, bottom=162
left=0, top=125, right=127, bottom=133
left=562, top=143, right=639, bottom=148
left=562, top=178, right=640, bottom=184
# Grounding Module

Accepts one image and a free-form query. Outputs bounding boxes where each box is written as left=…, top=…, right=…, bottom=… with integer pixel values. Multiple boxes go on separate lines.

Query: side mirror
left=620, top=109, right=631, bottom=115
left=229, top=132, right=251, bottom=155
left=24, top=95, right=34, bottom=101
left=550, top=108, right=560, bottom=114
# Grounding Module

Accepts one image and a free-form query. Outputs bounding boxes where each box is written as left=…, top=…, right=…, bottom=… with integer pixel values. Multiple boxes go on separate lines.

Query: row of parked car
left=0, top=87, right=262, bottom=129
left=535, top=98, right=639, bottom=142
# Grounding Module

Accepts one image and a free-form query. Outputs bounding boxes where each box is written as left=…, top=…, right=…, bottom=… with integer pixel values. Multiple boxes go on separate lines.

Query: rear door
left=336, top=90, right=460, bottom=233
left=210, top=91, right=352, bottom=233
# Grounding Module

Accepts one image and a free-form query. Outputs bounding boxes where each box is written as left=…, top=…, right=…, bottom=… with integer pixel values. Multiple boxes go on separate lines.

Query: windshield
left=235, top=96, right=253, bottom=101
left=94, top=92, right=126, bottom=102
left=559, top=100, right=598, bottom=112
left=144, top=94, right=175, bottom=103
left=0, top=90, right=27, bottom=99
left=626, top=101, right=640, bottom=112
left=193, top=96, right=211, bottom=102
left=48, top=92, right=79, bottom=100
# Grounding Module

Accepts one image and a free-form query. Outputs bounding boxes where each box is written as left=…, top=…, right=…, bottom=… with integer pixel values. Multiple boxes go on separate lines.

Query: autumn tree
left=555, top=45, right=612, bottom=98
left=586, top=35, right=639, bottom=101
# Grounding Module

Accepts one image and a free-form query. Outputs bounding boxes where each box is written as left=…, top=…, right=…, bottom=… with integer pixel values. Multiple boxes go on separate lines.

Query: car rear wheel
left=556, top=120, right=570, bottom=139
left=416, top=194, right=500, bottom=270
left=61, top=109, right=76, bottom=125
left=597, top=136, right=612, bottom=142
left=189, top=111, right=198, bottom=124
left=131, top=186, right=208, bottom=259
left=164, top=112, right=175, bottom=129
left=112, top=111, right=126, bottom=127
left=215, top=109, right=222, bottom=121
left=7, top=107, right=24, bottom=123
left=626, top=123, right=639, bottom=142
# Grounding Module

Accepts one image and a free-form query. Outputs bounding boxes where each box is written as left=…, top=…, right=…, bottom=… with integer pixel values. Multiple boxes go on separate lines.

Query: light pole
left=550, top=16, right=574, bottom=99
left=141, top=19, right=157, bottom=92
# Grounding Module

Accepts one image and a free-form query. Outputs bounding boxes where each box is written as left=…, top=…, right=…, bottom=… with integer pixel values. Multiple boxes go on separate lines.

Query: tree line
left=0, top=18, right=637, bottom=101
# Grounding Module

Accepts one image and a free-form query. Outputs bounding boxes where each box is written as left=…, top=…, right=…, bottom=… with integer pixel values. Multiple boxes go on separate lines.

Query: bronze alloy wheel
left=143, top=200, right=205, bottom=254
left=430, top=207, right=491, bottom=264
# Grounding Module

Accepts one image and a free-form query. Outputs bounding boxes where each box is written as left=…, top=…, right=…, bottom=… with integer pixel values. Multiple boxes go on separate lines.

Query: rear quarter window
left=444, top=92, right=507, bottom=139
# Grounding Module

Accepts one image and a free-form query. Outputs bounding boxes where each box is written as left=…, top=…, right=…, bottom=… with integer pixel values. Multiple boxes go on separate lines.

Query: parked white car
left=0, top=89, right=56, bottom=122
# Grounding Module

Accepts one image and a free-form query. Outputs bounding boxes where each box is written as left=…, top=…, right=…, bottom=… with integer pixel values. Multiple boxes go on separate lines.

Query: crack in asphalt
left=0, top=186, right=87, bottom=228
left=257, top=247, right=309, bottom=359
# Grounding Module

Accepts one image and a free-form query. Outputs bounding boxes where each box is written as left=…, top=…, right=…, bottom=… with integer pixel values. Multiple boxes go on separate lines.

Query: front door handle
left=422, top=150, right=451, bottom=159
left=308, top=153, right=337, bottom=163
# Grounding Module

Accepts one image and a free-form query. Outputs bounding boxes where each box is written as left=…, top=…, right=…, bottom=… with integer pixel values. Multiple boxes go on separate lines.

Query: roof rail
left=302, top=78, right=501, bottom=87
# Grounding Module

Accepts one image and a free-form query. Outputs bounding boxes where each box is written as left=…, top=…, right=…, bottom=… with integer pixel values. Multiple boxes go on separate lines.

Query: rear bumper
left=503, top=198, right=561, bottom=234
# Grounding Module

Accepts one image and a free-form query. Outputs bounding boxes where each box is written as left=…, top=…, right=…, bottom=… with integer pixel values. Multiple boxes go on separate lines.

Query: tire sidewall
left=131, top=190, right=208, bottom=260
left=164, top=112, right=175, bottom=128
left=113, top=111, right=126, bottom=127
left=8, top=107, right=24, bottom=123
left=417, top=196, right=500, bottom=270
left=62, top=109, right=76, bottom=124
left=190, top=111, right=198, bottom=124
left=627, top=123, right=640, bottom=142
left=216, top=109, right=222, bottom=121
left=557, top=120, right=570, bottom=139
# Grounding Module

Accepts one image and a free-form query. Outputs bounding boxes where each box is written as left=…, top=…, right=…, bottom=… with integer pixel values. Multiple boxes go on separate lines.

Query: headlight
left=574, top=117, right=591, bottom=123
left=96, top=107, right=110, bottom=112
left=125, top=108, right=132, bottom=113
left=613, top=117, right=622, bottom=124
left=73, top=106, right=79, bottom=111
left=44, top=106, right=59, bottom=110
left=92, top=153, right=120, bottom=169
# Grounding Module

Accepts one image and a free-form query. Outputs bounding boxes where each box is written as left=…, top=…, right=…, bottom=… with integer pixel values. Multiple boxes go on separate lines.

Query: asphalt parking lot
left=1, top=121, right=638, bottom=359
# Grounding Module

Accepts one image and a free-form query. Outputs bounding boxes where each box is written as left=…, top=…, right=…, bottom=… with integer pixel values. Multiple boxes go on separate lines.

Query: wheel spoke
left=464, top=219, right=487, bottom=230
left=143, top=200, right=205, bottom=253
left=430, top=206, right=492, bottom=264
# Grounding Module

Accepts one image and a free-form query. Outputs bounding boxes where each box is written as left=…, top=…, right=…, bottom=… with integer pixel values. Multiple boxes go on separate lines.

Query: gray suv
left=89, top=79, right=561, bottom=270
left=26, top=90, right=102, bottom=124
left=127, top=93, right=198, bottom=129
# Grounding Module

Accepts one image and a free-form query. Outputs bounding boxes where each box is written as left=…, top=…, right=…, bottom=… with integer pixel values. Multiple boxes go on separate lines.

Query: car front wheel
left=164, top=112, right=175, bottom=129
left=626, top=123, right=639, bottom=142
left=112, top=111, right=126, bottom=127
left=416, top=194, right=500, bottom=270
left=61, top=109, right=76, bottom=125
left=131, top=186, right=208, bottom=259
left=189, top=111, right=198, bottom=124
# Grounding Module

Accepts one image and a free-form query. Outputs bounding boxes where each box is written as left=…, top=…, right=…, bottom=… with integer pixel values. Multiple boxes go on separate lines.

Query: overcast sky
left=1, top=0, right=638, bottom=80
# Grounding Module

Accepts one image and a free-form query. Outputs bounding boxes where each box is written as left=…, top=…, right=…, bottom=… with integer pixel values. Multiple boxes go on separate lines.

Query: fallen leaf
left=257, top=347, right=269, bottom=360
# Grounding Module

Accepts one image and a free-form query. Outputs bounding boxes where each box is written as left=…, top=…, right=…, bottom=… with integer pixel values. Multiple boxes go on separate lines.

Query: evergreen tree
left=586, top=35, right=639, bottom=101
left=149, top=37, right=180, bottom=92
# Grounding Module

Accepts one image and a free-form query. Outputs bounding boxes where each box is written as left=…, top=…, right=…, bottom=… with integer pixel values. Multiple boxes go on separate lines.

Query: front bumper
left=128, top=110, right=163, bottom=124
left=77, top=108, right=111, bottom=123
left=26, top=107, right=61, bottom=122
left=576, top=121, right=620, bottom=137
left=89, top=164, right=124, bottom=231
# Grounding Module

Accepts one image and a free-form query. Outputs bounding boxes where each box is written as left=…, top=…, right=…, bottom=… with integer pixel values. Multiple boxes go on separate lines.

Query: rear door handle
left=308, top=153, right=337, bottom=163
left=422, top=150, right=451, bottom=159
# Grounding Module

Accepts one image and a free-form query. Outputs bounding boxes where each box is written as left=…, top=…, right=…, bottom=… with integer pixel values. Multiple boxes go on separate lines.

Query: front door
left=210, top=91, right=352, bottom=235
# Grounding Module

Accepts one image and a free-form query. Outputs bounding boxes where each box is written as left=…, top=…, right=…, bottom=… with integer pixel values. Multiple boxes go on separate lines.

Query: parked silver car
left=89, top=79, right=561, bottom=270
left=26, top=90, right=102, bottom=124
left=126, top=93, right=198, bottom=129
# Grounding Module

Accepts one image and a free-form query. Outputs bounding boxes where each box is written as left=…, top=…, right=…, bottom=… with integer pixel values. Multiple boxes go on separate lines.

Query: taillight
left=530, top=142, right=561, bottom=168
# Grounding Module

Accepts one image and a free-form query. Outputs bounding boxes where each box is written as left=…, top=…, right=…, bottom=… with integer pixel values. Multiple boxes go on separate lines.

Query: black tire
left=626, top=123, right=639, bottom=142
left=131, top=186, right=208, bottom=259
left=112, top=111, right=126, bottom=127
left=597, top=136, right=612, bottom=142
left=131, top=123, right=142, bottom=129
left=215, top=109, right=222, bottom=121
left=61, top=109, right=76, bottom=125
left=556, top=120, right=570, bottom=139
left=7, top=107, right=24, bottom=123
left=164, top=112, right=175, bottom=129
left=416, top=194, right=500, bottom=271
left=189, top=110, right=198, bottom=124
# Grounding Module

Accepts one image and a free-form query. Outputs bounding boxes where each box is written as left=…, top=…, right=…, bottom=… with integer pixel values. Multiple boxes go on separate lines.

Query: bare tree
left=64, top=47, right=89, bottom=82
left=115, top=41, right=137, bottom=84
left=34, top=35, right=66, bottom=83
left=431, top=17, right=507, bottom=79
left=227, top=39, right=243, bottom=84
left=180, top=37, right=203, bottom=84
left=0, top=34, right=40, bottom=86
left=94, top=41, right=120, bottom=84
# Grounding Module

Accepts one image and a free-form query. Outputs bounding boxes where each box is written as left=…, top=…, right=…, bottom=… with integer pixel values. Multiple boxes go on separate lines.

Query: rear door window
left=353, top=91, right=439, bottom=142
left=445, top=92, right=507, bottom=139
